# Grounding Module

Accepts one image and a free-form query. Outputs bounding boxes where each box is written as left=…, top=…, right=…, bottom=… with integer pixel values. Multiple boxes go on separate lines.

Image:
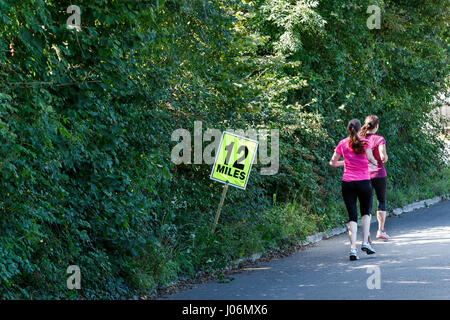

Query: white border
left=209, top=131, right=259, bottom=190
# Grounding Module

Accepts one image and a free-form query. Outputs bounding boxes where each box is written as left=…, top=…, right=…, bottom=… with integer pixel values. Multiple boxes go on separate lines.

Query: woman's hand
left=335, top=160, right=345, bottom=167
left=329, top=152, right=343, bottom=167
left=365, top=148, right=378, bottom=166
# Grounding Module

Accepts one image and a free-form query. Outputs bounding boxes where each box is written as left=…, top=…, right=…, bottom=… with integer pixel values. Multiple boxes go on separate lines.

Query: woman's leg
left=342, top=181, right=358, bottom=249
left=357, top=180, right=373, bottom=244
left=372, top=177, right=388, bottom=234
left=377, top=211, right=386, bottom=231
left=348, top=221, right=358, bottom=249
left=361, top=214, right=371, bottom=244
left=368, top=179, right=375, bottom=243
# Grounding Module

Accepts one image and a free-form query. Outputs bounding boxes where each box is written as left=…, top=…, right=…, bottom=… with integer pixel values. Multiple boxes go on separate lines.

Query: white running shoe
left=349, top=248, right=360, bottom=261
left=361, top=242, right=376, bottom=254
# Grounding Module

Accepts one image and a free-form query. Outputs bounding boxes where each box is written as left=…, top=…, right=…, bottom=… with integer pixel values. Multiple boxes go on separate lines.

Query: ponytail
left=359, top=122, right=371, bottom=139
left=347, top=119, right=366, bottom=154
left=359, top=115, right=380, bottom=138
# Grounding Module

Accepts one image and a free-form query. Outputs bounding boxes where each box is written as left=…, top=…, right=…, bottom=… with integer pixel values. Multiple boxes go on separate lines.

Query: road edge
left=234, top=193, right=450, bottom=264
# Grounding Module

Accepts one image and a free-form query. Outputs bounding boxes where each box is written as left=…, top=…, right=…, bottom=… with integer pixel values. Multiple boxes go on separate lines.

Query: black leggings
left=369, top=177, right=387, bottom=212
left=342, top=180, right=373, bottom=223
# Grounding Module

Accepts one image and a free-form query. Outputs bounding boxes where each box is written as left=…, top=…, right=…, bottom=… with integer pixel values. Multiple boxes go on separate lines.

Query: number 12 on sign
left=210, top=132, right=258, bottom=190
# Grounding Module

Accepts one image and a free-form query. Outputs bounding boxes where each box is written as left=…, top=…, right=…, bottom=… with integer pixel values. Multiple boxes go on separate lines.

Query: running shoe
left=376, top=229, right=390, bottom=240
left=361, top=242, right=376, bottom=254
left=349, top=248, right=359, bottom=261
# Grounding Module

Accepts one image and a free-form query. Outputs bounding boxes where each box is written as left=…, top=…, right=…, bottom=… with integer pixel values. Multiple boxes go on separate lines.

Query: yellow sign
left=210, top=132, right=258, bottom=190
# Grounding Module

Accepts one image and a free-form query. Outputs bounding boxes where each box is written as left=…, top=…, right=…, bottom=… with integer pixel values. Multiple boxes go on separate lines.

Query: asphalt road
left=165, top=200, right=450, bottom=300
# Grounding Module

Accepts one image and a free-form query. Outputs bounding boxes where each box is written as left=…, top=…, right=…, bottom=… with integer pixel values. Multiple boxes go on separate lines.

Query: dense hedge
left=0, top=0, right=448, bottom=298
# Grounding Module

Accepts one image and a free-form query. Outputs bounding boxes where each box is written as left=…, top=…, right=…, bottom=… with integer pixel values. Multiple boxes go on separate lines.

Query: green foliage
left=0, top=0, right=448, bottom=298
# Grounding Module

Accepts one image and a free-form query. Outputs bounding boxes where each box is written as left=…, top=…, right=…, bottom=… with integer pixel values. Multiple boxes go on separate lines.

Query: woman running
left=359, top=115, right=390, bottom=240
left=329, top=119, right=378, bottom=260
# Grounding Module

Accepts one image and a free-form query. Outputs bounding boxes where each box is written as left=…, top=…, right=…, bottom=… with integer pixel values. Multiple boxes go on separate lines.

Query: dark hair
left=347, top=119, right=366, bottom=154
left=359, top=115, right=380, bottom=138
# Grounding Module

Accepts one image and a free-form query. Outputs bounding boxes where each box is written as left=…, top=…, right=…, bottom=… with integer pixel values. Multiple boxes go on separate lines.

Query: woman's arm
left=378, top=143, right=388, bottom=163
left=329, top=152, right=344, bottom=167
left=365, top=148, right=378, bottom=166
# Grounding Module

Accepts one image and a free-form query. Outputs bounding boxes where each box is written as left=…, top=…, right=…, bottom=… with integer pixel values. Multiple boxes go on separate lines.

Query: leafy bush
left=0, top=0, right=448, bottom=298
